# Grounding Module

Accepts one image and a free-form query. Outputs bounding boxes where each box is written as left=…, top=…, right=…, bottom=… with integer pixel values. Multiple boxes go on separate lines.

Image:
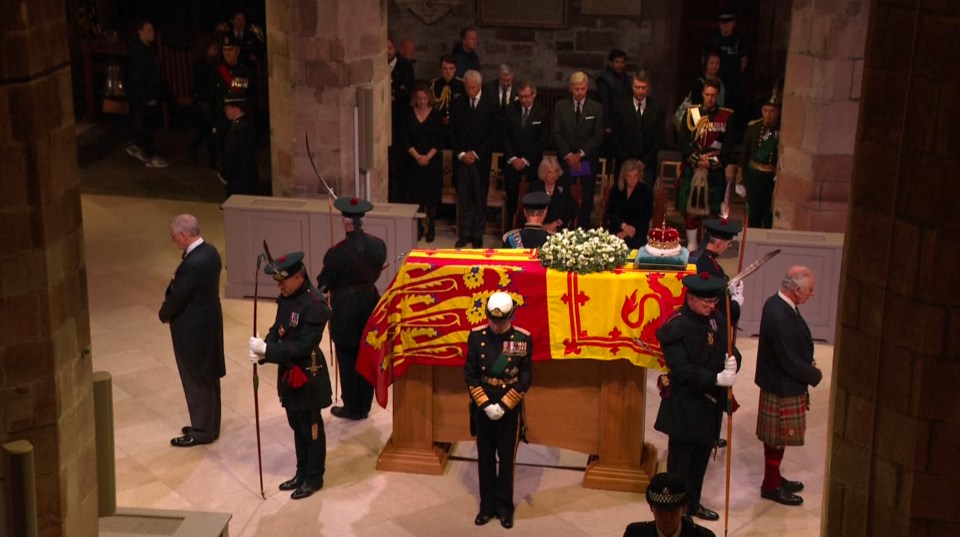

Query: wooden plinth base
left=582, top=442, right=658, bottom=493
left=376, top=437, right=452, bottom=475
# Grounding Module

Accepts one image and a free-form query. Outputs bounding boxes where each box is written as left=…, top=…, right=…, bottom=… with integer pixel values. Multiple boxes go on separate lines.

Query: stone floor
left=79, top=126, right=830, bottom=537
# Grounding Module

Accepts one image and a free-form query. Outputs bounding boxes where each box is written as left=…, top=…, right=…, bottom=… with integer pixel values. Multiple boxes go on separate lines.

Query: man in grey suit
left=552, top=71, right=604, bottom=228
left=159, top=214, right=226, bottom=447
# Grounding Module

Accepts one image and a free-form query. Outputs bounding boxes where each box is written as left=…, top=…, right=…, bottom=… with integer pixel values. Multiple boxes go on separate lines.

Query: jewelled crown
left=646, top=222, right=680, bottom=251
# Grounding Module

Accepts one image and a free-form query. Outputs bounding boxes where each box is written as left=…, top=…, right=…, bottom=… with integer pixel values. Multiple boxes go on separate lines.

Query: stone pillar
left=825, top=1, right=960, bottom=536
left=267, top=0, right=391, bottom=201
left=0, top=1, right=98, bottom=536
left=775, top=0, right=869, bottom=232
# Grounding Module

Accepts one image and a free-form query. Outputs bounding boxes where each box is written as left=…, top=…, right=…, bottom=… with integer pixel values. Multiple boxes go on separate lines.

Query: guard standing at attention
left=465, top=292, right=533, bottom=529
left=653, top=272, right=741, bottom=521
left=249, top=252, right=332, bottom=500
left=317, top=197, right=387, bottom=420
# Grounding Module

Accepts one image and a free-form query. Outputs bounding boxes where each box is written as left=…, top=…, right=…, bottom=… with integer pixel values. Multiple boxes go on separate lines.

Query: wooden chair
left=569, top=157, right=608, bottom=228
left=487, top=152, right=507, bottom=234
left=440, top=150, right=509, bottom=237
left=511, top=175, right=534, bottom=229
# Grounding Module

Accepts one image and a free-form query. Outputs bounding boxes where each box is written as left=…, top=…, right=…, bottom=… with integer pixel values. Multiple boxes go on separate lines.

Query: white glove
left=484, top=403, right=505, bottom=421
left=735, top=183, right=746, bottom=198
left=716, top=355, right=738, bottom=387
left=728, top=280, right=744, bottom=306
left=248, top=351, right=260, bottom=364
left=249, top=334, right=266, bottom=356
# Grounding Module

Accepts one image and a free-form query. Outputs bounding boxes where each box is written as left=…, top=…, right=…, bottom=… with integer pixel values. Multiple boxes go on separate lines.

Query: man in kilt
left=755, top=266, right=822, bottom=506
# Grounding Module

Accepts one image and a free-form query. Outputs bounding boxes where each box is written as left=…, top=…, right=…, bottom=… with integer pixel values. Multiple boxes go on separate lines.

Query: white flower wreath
left=538, top=228, right=630, bottom=274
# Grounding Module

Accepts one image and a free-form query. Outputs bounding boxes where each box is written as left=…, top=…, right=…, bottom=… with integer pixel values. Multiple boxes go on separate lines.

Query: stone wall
left=775, top=0, right=868, bottom=232
left=0, top=0, right=98, bottom=535
left=388, top=0, right=683, bottom=112
left=267, top=0, right=391, bottom=201
left=826, top=0, right=960, bottom=535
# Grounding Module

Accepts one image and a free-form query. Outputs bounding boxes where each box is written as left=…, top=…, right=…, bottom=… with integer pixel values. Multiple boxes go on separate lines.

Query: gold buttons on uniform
left=481, top=342, right=485, bottom=347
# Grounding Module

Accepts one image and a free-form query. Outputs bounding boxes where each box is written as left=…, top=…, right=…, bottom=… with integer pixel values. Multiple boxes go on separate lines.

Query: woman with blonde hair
left=606, top=159, right=652, bottom=249
left=400, top=83, right=444, bottom=241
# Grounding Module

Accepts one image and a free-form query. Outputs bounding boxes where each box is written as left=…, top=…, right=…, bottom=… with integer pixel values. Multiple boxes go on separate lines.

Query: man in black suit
left=452, top=69, right=500, bottom=248
left=388, top=37, right=415, bottom=203
left=502, top=80, right=548, bottom=225
left=159, top=214, right=225, bottom=447
left=552, top=71, right=604, bottom=228
left=486, top=63, right=517, bottom=119
left=612, top=71, right=665, bottom=193
left=622, top=472, right=716, bottom=537
left=218, top=92, right=259, bottom=196
left=755, top=266, right=822, bottom=507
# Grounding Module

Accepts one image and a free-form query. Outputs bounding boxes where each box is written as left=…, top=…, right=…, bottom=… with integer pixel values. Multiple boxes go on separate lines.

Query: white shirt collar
left=635, top=97, right=647, bottom=109
left=388, top=56, right=397, bottom=71
left=185, top=237, right=204, bottom=256
left=778, top=290, right=797, bottom=310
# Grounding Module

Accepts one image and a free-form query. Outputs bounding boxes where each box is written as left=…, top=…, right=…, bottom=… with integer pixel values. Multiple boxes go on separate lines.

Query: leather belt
left=481, top=375, right=518, bottom=387
left=749, top=160, right=776, bottom=173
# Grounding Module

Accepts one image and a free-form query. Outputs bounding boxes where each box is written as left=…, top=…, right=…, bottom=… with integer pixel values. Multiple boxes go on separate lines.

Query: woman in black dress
left=607, top=159, right=652, bottom=249
left=534, top=156, right=578, bottom=232
left=402, top=83, right=444, bottom=242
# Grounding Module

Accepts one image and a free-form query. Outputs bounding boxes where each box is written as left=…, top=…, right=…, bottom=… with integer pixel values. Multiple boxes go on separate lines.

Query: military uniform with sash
left=212, top=37, right=257, bottom=155
left=738, top=114, right=779, bottom=229
left=252, top=252, right=332, bottom=499
left=316, top=197, right=387, bottom=420
left=654, top=273, right=741, bottom=520
left=502, top=191, right=551, bottom=248
left=465, top=292, right=533, bottom=528
left=676, top=105, right=734, bottom=217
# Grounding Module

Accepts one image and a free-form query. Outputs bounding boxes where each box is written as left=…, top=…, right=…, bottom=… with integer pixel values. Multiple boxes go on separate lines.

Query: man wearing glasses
left=653, top=272, right=741, bottom=521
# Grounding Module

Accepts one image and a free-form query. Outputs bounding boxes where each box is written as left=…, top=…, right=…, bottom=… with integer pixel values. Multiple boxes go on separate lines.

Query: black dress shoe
left=278, top=475, right=304, bottom=491
left=330, top=406, right=368, bottom=420
left=781, top=478, right=804, bottom=493
left=181, top=426, right=192, bottom=435
left=170, top=435, right=206, bottom=447
left=499, top=513, right=514, bottom=529
left=690, top=504, right=720, bottom=521
left=291, top=481, right=322, bottom=500
left=761, top=485, right=804, bottom=506
left=454, top=239, right=468, bottom=248
left=474, top=512, right=495, bottom=526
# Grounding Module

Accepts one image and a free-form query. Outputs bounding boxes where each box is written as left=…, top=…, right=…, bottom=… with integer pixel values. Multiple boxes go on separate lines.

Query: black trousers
left=743, top=168, right=776, bottom=229
left=457, top=162, right=490, bottom=242
left=667, top=437, right=713, bottom=511
left=131, top=103, right=160, bottom=158
left=286, top=407, right=326, bottom=485
left=476, top=407, right=520, bottom=517
left=336, top=346, right=373, bottom=416
left=174, top=355, right=221, bottom=443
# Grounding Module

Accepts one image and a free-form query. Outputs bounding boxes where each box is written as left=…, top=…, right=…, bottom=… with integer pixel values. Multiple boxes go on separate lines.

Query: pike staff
left=252, top=252, right=266, bottom=499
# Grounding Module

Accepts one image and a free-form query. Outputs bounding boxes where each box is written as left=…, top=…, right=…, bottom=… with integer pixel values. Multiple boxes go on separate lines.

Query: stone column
left=0, top=0, right=98, bottom=536
left=825, top=1, right=960, bottom=535
left=775, top=0, right=869, bottom=232
left=267, top=0, right=391, bottom=201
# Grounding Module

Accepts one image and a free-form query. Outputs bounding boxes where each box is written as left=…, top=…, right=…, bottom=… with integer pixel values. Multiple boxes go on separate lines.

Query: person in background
left=218, top=92, right=259, bottom=196
left=531, top=156, right=577, bottom=233
left=606, top=159, right=652, bottom=250
left=401, top=84, right=444, bottom=242
left=125, top=19, right=168, bottom=168
left=451, top=27, right=480, bottom=77
left=622, top=472, right=716, bottom=537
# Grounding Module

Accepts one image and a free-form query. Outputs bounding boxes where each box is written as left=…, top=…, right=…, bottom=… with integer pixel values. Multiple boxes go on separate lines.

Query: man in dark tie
left=452, top=69, right=500, bottom=248
left=755, top=266, right=822, bottom=507
left=552, top=71, right=604, bottom=228
left=502, top=80, right=548, bottom=226
left=611, top=71, right=665, bottom=193
left=159, top=214, right=225, bottom=447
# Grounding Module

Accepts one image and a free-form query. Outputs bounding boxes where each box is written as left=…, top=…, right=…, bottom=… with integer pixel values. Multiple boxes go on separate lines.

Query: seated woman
left=530, top=155, right=578, bottom=232
left=606, top=159, right=652, bottom=249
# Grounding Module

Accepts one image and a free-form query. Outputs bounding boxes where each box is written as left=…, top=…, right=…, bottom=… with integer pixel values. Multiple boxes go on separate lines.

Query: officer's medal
left=290, top=311, right=299, bottom=327
left=502, top=341, right=527, bottom=357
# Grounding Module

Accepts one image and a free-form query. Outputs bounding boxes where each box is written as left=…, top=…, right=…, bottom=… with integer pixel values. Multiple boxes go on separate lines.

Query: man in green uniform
left=502, top=191, right=550, bottom=248
left=676, top=79, right=734, bottom=252
left=465, top=291, right=533, bottom=529
left=695, top=218, right=744, bottom=324
left=249, top=252, right=332, bottom=500
left=654, top=272, right=741, bottom=521
left=738, top=94, right=780, bottom=228
left=317, top=197, right=387, bottom=420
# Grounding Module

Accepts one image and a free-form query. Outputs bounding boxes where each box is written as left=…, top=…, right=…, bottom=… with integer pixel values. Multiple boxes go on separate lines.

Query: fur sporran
left=686, top=167, right=711, bottom=216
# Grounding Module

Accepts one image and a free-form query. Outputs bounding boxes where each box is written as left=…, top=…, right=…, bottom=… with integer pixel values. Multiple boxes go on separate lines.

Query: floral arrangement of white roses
left=538, top=228, right=630, bottom=274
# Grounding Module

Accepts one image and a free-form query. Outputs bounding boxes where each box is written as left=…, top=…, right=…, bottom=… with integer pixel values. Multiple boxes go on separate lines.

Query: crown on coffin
left=647, top=223, right=680, bottom=251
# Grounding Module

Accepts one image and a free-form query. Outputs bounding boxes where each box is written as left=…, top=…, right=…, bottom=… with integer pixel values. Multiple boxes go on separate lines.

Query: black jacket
left=316, top=230, right=387, bottom=349
left=159, top=241, right=225, bottom=379
left=221, top=114, right=258, bottom=195
left=451, top=90, right=501, bottom=174
left=262, top=280, right=333, bottom=410
left=654, top=303, right=741, bottom=444
left=611, top=96, right=665, bottom=176
left=606, top=184, right=652, bottom=249
left=623, top=518, right=716, bottom=537
left=755, top=294, right=822, bottom=396
left=503, top=101, right=548, bottom=178
left=126, top=39, right=163, bottom=105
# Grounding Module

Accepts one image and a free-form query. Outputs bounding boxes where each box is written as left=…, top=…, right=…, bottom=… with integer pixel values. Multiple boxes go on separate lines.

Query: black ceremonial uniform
left=695, top=250, right=739, bottom=323
left=430, top=76, right=465, bottom=145
left=316, top=230, right=387, bottom=418
left=502, top=224, right=549, bottom=249
left=465, top=324, right=533, bottom=522
left=220, top=113, right=258, bottom=195
left=261, top=279, right=333, bottom=488
left=623, top=519, right=716, bottom=537
left=654, top=304, right=740, bottom=514
left=211, top=60, right=256, bottom=151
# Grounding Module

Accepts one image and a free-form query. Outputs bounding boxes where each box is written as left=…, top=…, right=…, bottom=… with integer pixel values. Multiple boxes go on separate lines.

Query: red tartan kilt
left=756, top=391, right=807, bottom=447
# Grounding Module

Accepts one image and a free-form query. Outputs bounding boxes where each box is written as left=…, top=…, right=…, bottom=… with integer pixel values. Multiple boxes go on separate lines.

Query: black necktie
left=575, top=102, right=582, bottom=122
left=521, top=107, right=529, bottom=127
left=501, top=90, right=507, bottom=109
left=471, top=97, right=477, bottom=110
